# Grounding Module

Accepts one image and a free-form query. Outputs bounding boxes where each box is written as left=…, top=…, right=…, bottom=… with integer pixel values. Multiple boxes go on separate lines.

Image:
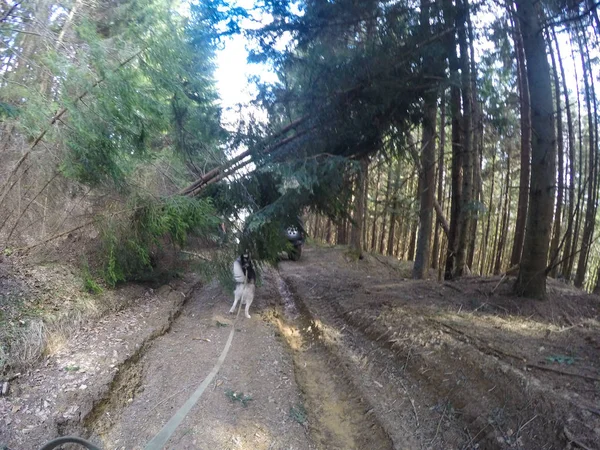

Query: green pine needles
left=98, top=196, right=219, bottom=286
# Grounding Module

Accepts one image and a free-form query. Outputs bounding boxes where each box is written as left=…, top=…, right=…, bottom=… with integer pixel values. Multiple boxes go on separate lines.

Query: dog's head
left=240, top=251, right=252, bottom=270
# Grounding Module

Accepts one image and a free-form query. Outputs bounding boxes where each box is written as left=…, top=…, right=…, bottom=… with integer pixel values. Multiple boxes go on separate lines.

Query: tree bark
left=454, top=0, right=473, bottom=277
left=387, top=163, right=401, bottom=256
left=574, top=29, right=598, bottom=288
left=489, top=184, right=502, bottom=275
left=514, top=0, right=557, bottom=299
left=379, top=163, right=394, bottom=254
left=442, top=0, right=463, bottom=279
left=494, top=149, right=511, bottom=275
left=466, top=6, right=480, bottom=272
left=547, top=26, right=564, bottom=278
left=350, top=157, right=368, bottom=257
left=432, top=92, right=447, bottom=270
left=554, top=25, right=576, bottom=280
left=480, top=149, right=496, bottom=275
left=566, top=36, right=584, bottom=280
left=510, top=13, right=531, bottom=267
left=370, top=160, right=382, bottom=251
left=413, top=0, right=439, bottom=279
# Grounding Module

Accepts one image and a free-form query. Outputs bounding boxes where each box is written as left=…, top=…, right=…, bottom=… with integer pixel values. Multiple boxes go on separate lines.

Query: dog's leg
left=229, top=284, right=242, bottom=314
left=243, top=284, right=255, bottom=319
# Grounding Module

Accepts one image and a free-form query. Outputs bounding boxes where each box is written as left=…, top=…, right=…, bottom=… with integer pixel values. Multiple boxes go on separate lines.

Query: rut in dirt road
left=270, top=271, right=394, bottom=450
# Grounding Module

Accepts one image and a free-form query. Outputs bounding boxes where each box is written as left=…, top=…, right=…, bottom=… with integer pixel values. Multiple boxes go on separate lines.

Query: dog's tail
left=233, top=259, right=246, bottom=283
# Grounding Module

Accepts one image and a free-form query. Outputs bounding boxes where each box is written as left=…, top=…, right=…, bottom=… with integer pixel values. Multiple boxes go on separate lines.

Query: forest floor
left=1, top=245, right=599, bottom=450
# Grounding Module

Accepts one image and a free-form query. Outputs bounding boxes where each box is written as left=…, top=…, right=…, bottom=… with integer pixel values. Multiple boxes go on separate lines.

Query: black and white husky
left=229, top=252, right=256, bottom=319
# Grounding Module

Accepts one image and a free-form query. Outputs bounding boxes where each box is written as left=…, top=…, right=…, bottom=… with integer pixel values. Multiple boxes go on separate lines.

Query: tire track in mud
left=268, top=270, right=394, bottom=450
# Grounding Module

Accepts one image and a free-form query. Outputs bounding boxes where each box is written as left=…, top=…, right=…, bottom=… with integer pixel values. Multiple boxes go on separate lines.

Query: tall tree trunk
left=489, top=186, right=502, bottom=275
left=387, top=209, right=397, bottom=257
left=407, top=215, right=418, bottom=262
left=480, top=149, right=496, bottom=275
left=337, top=218, right=347, bottom=245
left=466, top=8, right=480, bottom=272
left=350, top=156, right=368, bottom=257
left=467, top=102, right=482, bottom=270
left=379, top=163, right=394, bottom=253
left=547, top=27, right=564, bottom=278
left=362, top=164, right=369, bottom=250
left=399, top=213, right=408, bottom=258
left=311, top=213, right=319, bottom=238
left=432, top=92, right=447, bottom=270
left=494, top=149, right=511, bottom=275
left=387, top=164, right=401, bottom=256
left=413, top=0, right=439, bottom=278
left=454, top=0, right=473, bottom=277
left=442, top=0, right=463, bottom=279
left=337, top=175, right=353, bottom=245
left=553, top=26, right=576, bottom=280
left=567, top=37, right=585, bottom=280
left=510, top=13, right=532, bottom=267
left=574, top=30, right=598, bottom=288
left=370, top=161, right=382, bottom=251
left=514, top=0, right=557, bottom=299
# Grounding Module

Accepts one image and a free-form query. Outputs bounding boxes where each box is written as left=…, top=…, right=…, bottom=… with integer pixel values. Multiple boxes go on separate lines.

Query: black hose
left=38, top=436, right=102, bottom=450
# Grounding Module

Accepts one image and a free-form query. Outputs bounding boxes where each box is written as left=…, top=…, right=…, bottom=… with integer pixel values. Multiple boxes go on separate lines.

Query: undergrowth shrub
left=98, top=196, right=219, bottom=286
left=81, top=262, right=103, bottom=294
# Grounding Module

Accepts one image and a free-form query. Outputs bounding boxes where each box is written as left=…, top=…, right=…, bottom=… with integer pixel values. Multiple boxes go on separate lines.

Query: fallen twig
left=7, top=373, right=21, bottom=382
left=490, top=265, right=520, bottom=294
left=563, top=426, right=594, bottom=450
left=516, top=414, right=538, bottom=437
left=399, top=378, right=419, bottom=428
left=429, top=401, right=447, bottom=447
left=490, top=274, right=507, bottom=294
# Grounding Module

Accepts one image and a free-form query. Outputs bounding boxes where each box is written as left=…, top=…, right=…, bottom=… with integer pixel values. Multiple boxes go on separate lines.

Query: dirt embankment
left=0, top=276, right=198, bottom=450
left=2, top=245, right=599, bottom=450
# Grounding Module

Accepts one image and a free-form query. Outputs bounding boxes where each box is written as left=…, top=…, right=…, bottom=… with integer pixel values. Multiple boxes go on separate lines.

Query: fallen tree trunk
left=181, top=120, right=311, bottom=197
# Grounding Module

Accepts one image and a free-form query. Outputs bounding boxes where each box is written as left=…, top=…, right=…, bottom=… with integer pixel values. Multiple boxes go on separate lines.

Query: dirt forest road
left=2, top=245, right=600, bottom=449
left=86, top=254, right=399, bottom=450
left=90, top=275, right=313, bottom=450
left=1, top=247, right=403, bottom=450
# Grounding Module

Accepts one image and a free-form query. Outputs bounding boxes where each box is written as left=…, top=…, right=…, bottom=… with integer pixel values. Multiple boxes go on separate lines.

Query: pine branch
left=0, top=49, right=145, bottom=209
left=543, top=1, right=600, bottom=30
left=3, top=28, right=44, bottom=37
